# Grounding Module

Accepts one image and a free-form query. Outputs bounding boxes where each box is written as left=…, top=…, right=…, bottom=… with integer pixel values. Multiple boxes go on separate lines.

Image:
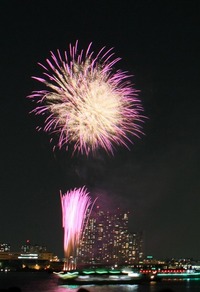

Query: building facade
left=0, top=243, right=11, bottom=252
left=78, top=206, right=144, bottom=266
left=21, top=240, right=47, bottom=253
left=0, top=241, right=53, bottom=262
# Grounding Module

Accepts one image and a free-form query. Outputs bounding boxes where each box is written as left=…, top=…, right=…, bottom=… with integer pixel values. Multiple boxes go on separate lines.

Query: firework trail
left=60, top=186, right=93, bottom=270
left=28, top=41, right=144, bottom=155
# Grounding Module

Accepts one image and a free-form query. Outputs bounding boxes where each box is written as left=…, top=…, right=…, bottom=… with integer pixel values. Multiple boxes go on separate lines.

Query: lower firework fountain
left=56, top=188, right=145, bottom=285
left=60, top=186, right=94, bottom=271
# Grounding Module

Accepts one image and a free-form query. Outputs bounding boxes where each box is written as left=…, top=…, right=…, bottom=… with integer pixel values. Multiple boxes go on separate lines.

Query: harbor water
left=1, top=272, right=200, bottom=292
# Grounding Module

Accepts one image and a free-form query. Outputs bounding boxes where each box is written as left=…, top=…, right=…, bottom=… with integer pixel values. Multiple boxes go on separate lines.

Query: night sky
left=0, top=0, right=199, bottom=260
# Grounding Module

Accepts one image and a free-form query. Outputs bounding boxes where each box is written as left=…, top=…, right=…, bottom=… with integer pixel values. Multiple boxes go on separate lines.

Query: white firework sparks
left=28, top=41, right=144, bottom=155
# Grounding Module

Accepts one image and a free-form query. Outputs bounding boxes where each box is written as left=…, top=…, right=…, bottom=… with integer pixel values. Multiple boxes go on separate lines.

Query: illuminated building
left=0, top=243, right=11, bottom=252
left=78, top=206, right=144, bottom=266
left=127, top=232, right=144, bottom=264
left=21, top=240, right=47, bottom=253
left=0, top=241, right=53, bottom=262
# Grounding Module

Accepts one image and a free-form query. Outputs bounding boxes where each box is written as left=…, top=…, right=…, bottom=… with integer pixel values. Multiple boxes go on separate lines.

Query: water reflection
left=58, top=285, right=139, bottom=292
left=1, top=273, right=200, bottom=292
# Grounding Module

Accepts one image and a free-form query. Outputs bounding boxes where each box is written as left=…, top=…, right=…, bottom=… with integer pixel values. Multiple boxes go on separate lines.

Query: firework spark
left=28, top=41, right=144, bottom=155
left=60, top=186, right=93, bottom=270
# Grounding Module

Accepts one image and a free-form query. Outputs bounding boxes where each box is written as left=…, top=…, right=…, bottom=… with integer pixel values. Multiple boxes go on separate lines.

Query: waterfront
left=1, top=272, right=200, bottom=292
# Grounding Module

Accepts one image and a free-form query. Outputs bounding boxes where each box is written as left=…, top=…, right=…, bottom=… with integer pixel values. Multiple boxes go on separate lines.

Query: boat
left=54, top=268, right=148, bottom=285
left=156, top=269, right=200, bottom=280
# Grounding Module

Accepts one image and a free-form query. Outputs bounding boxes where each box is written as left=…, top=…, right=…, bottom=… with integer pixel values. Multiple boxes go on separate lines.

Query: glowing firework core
left=60, top=186, right=92, bottom=270
left=28, top=41, right=144, bottom=155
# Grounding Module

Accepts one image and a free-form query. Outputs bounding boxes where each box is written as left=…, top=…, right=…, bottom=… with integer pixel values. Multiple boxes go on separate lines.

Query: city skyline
left=0, top=205, right=144, bottom=266
left=0, top=1, right=199, bottom=260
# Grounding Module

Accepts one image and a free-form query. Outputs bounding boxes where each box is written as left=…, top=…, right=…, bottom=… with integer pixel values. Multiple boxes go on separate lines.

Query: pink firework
left=60, top=186, right=93, bottom=270
left=28, top=41, right=144, bottom=155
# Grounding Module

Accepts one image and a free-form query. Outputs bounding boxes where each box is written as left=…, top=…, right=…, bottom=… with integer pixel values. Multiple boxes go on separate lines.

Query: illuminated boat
left=54, top=268, right=145, bottom=285
left=156, top=269, right=200, bottom=279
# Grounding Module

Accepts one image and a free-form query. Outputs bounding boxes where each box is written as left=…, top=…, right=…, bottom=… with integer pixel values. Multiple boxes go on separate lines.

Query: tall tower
left=78, top=206, right=143, bottom=267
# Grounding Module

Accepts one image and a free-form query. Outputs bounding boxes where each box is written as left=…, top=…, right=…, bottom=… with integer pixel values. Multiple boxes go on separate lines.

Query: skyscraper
left=78, top=206, right=144, bottom=267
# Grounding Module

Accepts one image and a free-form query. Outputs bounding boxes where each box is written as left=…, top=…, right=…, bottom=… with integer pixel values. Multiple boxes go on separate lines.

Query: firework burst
left=60, top=186, right=93, bottom=270
left=28, top=41, right=144, bottom=155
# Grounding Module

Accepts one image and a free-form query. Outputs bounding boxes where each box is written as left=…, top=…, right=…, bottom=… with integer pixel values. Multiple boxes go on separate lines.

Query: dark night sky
left=0, top=0, right=199, bottom=259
